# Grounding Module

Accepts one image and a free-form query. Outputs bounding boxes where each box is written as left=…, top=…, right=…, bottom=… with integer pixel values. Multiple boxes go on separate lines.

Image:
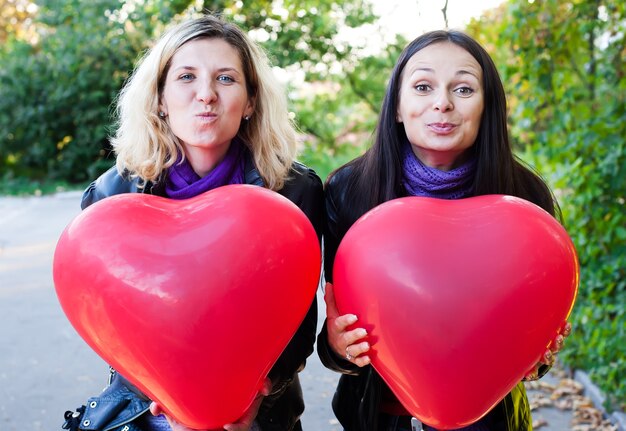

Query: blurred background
left=0, top=0, right=624, bottom=417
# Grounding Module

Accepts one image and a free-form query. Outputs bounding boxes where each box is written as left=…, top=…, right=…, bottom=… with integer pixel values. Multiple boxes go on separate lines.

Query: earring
left=159, top=111, right=166, bottom=118
left=244, top=115, right=250, bottom=121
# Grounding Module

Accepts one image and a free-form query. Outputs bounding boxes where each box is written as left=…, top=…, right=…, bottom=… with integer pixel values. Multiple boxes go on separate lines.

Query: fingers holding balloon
left=327, top=312, right=355, bottom=347
left=542, top=349, right=555, bottom=366
left=325, top=308, right=370, bottom=365
left=224, top=380, right=270, bottom=431
left=525, top=348, right=555, bottom=381
left=333, top=319, right=366, bottom=353
left=149, top=402, right=163, bottom=417
left=551, top=322, right=571, bottom=354
left=562, top=322, right=572, bottom=337
left=524, top=367, right=540, bottom=381
left=331, top=315, right=363, bottom=339
left=323, top=282, right=340, bottom=319
left=524, top=323, right=572, bottom=381
left=552, top=335, right=564, bottom=353
left=345, top=340, right=371, bottom=367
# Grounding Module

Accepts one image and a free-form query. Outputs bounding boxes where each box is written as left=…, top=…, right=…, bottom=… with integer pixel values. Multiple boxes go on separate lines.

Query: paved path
left=0, top=192, right=577, bottom=431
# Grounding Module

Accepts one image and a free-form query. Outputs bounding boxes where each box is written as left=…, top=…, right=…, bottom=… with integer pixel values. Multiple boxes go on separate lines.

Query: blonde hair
left=112, top=15, right=297, bottom=190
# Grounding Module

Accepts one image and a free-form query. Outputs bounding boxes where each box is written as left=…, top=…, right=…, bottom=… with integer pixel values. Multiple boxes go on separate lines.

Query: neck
left=411, top=147, right=470, bottom=172
left=183, top=142, right=232, bottom=178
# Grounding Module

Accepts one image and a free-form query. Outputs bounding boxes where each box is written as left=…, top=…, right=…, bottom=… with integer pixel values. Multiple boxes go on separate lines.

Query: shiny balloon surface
left=333, top=195, right=578, bottom=429
left=54, top=185, right=321, bottom=429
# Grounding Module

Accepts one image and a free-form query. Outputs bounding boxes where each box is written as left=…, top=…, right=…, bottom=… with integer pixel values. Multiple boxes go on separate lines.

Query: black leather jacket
left=316, top=166, right=533, bottom=431
left=65, top=152, right=324, bottom=431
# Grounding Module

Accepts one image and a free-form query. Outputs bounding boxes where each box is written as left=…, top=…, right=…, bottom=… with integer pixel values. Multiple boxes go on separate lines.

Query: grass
left=0, top=176, right=87, bottom=196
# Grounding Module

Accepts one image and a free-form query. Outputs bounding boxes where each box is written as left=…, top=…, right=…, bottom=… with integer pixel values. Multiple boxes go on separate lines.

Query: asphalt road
left=0, top=192, right=575, bottom=431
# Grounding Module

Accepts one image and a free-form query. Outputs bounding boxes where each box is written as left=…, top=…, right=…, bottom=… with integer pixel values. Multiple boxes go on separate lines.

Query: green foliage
left=468, top=0, right=626, bottom=409
left=0, top=0, right=37, bottom=43
left=0, top=0, right=396, bottom=187
left=0, top=0, right=195, bottom=184
left=215, top=0, right=395, bottom=172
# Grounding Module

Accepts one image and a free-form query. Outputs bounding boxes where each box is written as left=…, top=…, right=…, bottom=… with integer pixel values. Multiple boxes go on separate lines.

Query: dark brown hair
left=330, top=30, right=559, bottom=230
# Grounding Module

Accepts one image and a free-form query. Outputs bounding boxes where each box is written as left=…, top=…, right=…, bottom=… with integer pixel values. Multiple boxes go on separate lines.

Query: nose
left=433, top=91, right=453, bottom=112
left=197, top=80, right=217, bottom=104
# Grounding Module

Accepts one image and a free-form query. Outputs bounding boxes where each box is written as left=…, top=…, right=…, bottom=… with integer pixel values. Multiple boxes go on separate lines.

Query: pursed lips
left=428, top=122, right=456, bottom=133
left=196, top=111, right=217, bottom=118
left=196, top=112, right=218, bottom=123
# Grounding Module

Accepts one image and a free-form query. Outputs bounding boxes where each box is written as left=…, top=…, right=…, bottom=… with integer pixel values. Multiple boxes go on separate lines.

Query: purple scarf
left=402, top=142, right=476, bottom=199
left=164, top=138, right=245, bottom=199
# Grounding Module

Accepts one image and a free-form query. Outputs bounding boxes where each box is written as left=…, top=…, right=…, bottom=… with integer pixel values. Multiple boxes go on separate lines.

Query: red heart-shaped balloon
left=53, top=185, right=321, bottom=429
left=333, top=195, right=578, bottom=429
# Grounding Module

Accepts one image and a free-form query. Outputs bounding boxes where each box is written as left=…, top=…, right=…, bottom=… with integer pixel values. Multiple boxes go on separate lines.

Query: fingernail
left=563, top=324, right=572, bottom=336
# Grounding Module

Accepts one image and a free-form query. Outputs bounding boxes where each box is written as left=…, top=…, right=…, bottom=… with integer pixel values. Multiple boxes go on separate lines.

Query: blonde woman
left=64, top=15, right=323, bottom=431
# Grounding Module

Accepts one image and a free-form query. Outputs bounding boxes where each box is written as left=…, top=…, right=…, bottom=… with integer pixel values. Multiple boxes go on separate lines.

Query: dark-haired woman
left=317, top=30, right=571, bottom=431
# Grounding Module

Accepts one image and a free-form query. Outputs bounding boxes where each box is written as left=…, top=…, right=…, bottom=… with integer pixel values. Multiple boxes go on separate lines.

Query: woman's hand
left=524, top=322, right=572, bottom=381
left=149, top=378, right=272, bottom=431
left=324, top=282, right=371, bottom=367
left=223, top=378, right=272, bottom=431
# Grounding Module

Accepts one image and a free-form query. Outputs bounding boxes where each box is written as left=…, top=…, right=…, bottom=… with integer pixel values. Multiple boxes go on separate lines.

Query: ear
left=158, top=100, right=168, bottom=117
left=396, top=111, right=403, bottom=123
left=244, top=95, right=256, bottom=119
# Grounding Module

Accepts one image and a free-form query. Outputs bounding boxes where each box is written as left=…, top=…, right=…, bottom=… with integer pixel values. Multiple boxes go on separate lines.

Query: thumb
left=260, top=377, right=272, bottom=396
left=324, top=282, right=339, bottom=319
left=149, top=402, right=164, bottom=417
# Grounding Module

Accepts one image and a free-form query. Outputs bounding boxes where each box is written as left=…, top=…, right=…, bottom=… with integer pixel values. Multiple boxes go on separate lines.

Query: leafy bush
left=468, top=0, right=626, bottom=409
left=0, top=0, right=189, bottom=183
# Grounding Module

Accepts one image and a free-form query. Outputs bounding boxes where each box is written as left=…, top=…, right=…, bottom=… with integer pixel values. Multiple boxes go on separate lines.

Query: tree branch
left=346, top=71, right=380, bottom=114
left=441, top=0, right=449, bottom=29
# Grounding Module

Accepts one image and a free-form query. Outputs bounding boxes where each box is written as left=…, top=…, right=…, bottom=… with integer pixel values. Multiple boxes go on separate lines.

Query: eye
left=454, top=86, right=475, bottom=96
left=217, top=75, right=235, bottom=83
left=414, top=84, right=431, bottom=93
left=178, top=73, right=195, bottom=81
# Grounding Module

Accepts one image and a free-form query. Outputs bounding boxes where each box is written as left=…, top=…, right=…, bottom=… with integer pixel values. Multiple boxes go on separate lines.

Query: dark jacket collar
left=243, top=149, right=265, bottom=187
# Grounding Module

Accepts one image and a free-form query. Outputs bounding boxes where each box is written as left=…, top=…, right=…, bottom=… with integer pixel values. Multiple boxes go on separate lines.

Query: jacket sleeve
left=81, top=166, right=142, bottom=209
left=266, top=166, right=325, bottom=396
left=316, top=172, right=362, bottom=376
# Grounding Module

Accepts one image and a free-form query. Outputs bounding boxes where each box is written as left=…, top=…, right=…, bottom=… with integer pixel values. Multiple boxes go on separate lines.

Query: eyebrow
left=410, top=67, right=481, bottom=80
left=216, top=67, right=242, bottom=75
left=172, top=65, right=243, bottom=75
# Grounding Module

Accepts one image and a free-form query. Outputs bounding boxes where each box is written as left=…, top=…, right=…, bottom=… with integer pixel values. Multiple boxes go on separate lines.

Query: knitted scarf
left=402, top=142, right=476, bottom=199
left=164, top=138, right=245, bottom=199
